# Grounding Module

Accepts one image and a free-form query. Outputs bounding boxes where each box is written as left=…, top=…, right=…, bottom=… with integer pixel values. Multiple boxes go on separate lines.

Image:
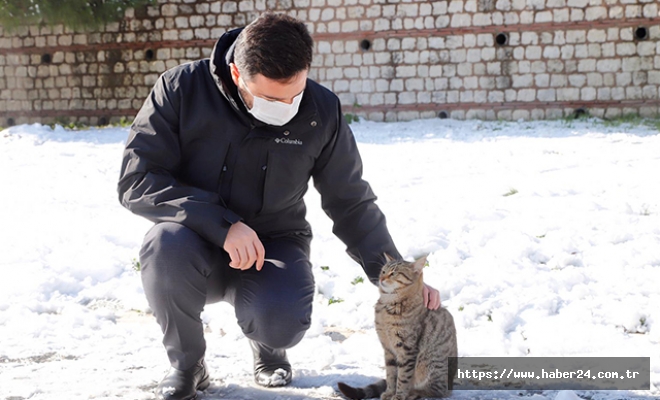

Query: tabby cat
left=338, top=255, right=458, bottom=400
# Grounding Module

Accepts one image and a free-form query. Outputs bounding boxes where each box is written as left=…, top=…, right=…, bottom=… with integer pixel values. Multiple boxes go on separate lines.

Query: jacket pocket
left=180, top=143, right=230, bottom=195
left=259, top=149, right=314, bottom=215
left=216, top=143, right=231, bottom=195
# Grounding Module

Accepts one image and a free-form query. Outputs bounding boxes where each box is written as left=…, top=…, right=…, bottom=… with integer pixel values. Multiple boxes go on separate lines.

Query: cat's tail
left=337, top=379, right=386, bottom=399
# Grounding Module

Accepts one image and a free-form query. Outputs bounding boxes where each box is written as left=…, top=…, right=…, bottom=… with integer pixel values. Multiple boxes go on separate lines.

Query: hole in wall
left=41, top=53, right=52, bottom=64
left=145, top=49, right=155, bottom=61
left=133, top=3, right=150, bottom=19
left=7, top=118, right=15, bottom=126
left=98, top=117, right=108, bottom=126
left=359, top=39, right=371, bottom=51
left=573, top=108, right=588, bottom=119
left=635, top=27, right=649, bottom=41
left=438, top=111, right=449, bottom=119
left=495, top=33, right=509, bottom=46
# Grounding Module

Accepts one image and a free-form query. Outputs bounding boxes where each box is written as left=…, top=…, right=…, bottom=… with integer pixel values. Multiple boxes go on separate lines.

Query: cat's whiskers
left=379, top=280, right=397, bottom=294
left=379, top=293, right=399, bottom=303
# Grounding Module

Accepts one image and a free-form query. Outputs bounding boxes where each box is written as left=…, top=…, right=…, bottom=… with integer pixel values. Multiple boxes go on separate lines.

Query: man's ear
left=229, top=63, right=240, bottom=86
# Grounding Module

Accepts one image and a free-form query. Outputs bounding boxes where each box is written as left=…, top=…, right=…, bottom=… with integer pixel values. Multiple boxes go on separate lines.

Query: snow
left=257, top=369, right=290, bottom=388
left=554, top=391, right=585, bottom=400
left=0, top=118, right=658, bottom=400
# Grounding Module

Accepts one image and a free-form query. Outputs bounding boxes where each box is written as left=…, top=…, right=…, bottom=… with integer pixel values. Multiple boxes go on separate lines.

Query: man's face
left=230, top=63, right=307, bottom=110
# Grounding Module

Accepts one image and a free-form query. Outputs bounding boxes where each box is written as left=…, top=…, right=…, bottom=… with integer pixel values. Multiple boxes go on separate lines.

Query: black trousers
left=140, top=222, right=315, bottom=370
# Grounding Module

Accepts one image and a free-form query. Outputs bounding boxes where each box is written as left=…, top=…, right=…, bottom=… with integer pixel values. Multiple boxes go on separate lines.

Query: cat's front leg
left=381, top=352, right=397, bottom=400
left=392, top=356, right=416, bottom=400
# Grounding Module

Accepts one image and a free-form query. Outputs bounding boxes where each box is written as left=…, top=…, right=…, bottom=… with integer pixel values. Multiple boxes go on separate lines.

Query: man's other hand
left=224, top=222, right=265, bottom=271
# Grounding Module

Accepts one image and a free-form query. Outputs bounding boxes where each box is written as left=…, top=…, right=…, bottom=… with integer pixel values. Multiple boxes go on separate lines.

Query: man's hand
left=423, top=283, right=441, bottom=310
left=223, top=222, right=265, bottom=271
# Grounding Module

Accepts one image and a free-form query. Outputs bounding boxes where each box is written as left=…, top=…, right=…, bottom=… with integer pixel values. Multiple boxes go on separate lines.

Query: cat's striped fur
left=338, top=255, right=457, bottom=400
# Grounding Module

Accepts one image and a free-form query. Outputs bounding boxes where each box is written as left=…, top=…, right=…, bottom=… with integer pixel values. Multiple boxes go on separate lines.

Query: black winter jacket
left=117, top=28, right=400, bottom=283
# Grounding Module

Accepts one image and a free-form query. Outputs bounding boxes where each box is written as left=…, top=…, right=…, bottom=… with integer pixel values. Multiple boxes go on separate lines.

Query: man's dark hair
left=234, top=13, right=314, bottom=82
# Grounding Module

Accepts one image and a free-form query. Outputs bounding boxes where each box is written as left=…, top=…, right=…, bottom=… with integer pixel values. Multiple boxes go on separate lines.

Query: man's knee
left=240, top=300, right=313, bottom=349
left=140, top=222, right=214, bottom=278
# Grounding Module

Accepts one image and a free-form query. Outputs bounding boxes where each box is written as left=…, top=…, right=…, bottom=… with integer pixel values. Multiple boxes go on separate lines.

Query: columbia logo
left=275, top=138, right=303, bottom=145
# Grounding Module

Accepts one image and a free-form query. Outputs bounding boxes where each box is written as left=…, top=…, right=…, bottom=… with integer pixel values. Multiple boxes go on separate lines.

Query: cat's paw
left=391, top=393, right=414, bottom=400
left=380, top=391, right=395, bottom=400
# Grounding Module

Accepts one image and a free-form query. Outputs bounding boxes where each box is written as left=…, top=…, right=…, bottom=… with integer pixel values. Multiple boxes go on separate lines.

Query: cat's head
left=378, top=254, right=427, bottom=294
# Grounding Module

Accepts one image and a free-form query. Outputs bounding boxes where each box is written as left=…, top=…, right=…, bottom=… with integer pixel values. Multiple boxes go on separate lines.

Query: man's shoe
left=249, top=340, right=292, bottom=387
left=156, top=358, right=210, bottom=400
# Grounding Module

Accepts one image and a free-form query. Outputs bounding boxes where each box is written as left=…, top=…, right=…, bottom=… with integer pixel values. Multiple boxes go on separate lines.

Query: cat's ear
left=412, top=255, right=428, bottom=273
left=383, top=253, right=397, bottom=263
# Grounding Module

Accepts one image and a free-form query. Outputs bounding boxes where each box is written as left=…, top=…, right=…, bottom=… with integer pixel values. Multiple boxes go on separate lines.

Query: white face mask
left=238, top=77, right=303, bottom=126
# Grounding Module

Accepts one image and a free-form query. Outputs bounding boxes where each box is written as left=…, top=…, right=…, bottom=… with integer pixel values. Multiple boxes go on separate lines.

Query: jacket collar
left=209, top=28, right=247, bottom=117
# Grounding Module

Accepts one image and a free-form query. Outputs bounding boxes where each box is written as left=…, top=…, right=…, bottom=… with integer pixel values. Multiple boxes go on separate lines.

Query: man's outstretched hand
left=223, top=222, right=265, bottom=271
left=423, top=283, right=441, bottom=310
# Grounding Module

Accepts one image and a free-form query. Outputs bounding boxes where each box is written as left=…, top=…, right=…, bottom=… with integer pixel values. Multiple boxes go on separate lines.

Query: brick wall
left=0, top=0, right=659, bottom=125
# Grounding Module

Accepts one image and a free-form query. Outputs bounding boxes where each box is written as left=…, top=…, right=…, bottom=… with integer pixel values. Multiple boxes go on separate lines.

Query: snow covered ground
left=0, top=117, right=658, bottom=400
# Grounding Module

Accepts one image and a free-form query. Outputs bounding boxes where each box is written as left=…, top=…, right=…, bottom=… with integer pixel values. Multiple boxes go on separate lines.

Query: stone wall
left=0, top=0, right=659, bottom=125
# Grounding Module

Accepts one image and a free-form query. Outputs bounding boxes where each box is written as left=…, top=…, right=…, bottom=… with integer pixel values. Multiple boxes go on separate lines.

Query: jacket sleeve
left=117, top=73, right=241, bottom=248
left=312, top=105, right=401, bottom=284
